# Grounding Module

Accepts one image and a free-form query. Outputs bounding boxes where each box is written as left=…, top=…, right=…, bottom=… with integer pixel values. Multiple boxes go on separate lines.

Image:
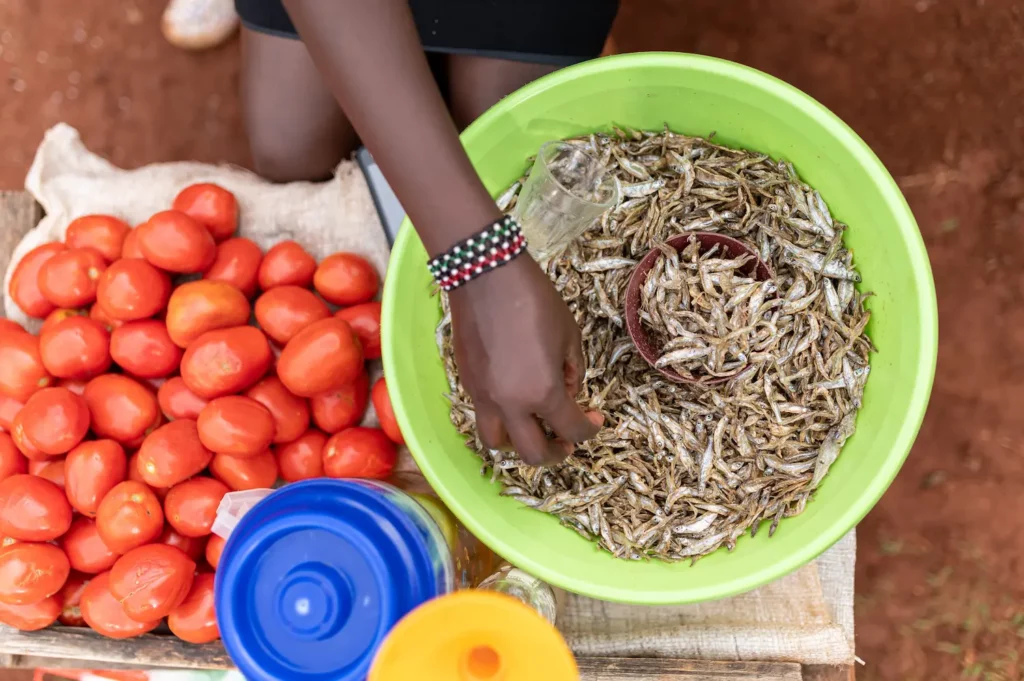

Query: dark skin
left=258, top=0, right=602, bottom=465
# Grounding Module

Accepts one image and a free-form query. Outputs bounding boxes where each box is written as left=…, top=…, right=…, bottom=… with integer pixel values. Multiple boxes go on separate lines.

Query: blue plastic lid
left=214, top=479, right=452, bottom=681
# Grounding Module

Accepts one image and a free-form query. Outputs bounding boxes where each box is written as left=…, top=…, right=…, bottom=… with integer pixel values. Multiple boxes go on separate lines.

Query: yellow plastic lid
left=369, top=591, right=578, bottom=681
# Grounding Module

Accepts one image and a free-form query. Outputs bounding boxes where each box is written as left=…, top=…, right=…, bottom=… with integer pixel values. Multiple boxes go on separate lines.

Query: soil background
left=2, top=0, right=1023, bottom=679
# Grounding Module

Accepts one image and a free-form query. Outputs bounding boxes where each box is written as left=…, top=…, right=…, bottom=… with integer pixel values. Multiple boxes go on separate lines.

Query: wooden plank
left=0, top=190, right=41, bottom=298
left=577, top=657, right=802, bottom=681
left=801, top=665, right=855, bottom=681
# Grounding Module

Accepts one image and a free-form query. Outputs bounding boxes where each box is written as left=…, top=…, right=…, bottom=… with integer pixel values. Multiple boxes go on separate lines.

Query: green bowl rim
left=382, top=52, right=938, bottom=603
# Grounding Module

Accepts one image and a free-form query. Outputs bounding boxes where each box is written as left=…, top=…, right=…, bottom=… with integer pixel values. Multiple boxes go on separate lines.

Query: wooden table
left=0, top=190, right=854, bottom=681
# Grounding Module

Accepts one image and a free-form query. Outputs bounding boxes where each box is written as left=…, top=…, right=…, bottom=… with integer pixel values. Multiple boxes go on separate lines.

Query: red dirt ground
left=2, top=0, right=1023, bottom=679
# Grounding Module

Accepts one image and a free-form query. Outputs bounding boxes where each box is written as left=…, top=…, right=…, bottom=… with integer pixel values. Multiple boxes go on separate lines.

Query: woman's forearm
left=281, top=0, right=502, bottom=257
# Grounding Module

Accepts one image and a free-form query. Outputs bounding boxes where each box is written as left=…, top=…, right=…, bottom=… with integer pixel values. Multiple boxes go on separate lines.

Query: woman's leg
left=445, top=55, right=560, bottom=131
left=240, top=26, right=358, bottom=182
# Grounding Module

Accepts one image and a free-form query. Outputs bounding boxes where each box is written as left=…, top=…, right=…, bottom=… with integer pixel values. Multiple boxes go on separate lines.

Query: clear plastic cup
left=512, top=141, right=618, bottom=260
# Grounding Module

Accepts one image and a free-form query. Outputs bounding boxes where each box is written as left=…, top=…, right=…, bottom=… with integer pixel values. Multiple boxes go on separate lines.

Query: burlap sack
left=7, top=123, right=855, bottom=666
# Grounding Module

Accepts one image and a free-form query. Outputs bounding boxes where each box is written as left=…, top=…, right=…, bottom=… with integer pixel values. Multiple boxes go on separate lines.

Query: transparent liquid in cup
left=513, top=141, right=618, bottom=260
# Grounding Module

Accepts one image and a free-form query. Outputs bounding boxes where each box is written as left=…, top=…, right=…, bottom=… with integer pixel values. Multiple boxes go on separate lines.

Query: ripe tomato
left=172, top=183, right=238, bottom=242
left=80, top=571, right=161, bottom=639
left=246, top=376, right=309, bottom=444
left=314, top=252, right=379, bottom=306
left=0, top=434, right=27, bottom=481
left=168, top=572, right=219, bottom=643
left=160, top=526, right=207, bottom=561
left=254, top=286, right=330, bottom=345
left=30, top=458, right=66, bottom=489
left=335, top=302, right=382, bottom=360
left=58, top=572, right=90, bottom=626
left=60, top=517, right=120, bottom=574
left=0, top=320, right=25, bottom=338
left=371, top=377, right=404, bottom=445
left=39, top=316, right=112, bottom=380
left=197, top=396, right=274, bottom=457
left=127, top=453, right=168, bottom=500
left=157, top=376, right=209, bottom=421
left=0, top=541, right=70, bottom=604
left=203, top=237, right=262, bottom=298
left=205, top=534, right=225, bottom=570
left=0, top=594, right=62, bottom=631
left=180, top=326, right=273, bottom=399
left=88, top=300, right=125, bottom=332
left=84, top=374, right=161, bottom=445
left=277, top=318, right=363, bottom=398
left=137, top=210, right=217, bottom=273
left=310, top=371, right=369, bottom=434
left=209, top=450, right=278, bottom=491
left=110, top=320, right=183, bottom=379
left=66, top=215, right=131, bottom=262
left=110, top=544, right=195, bottom=622
left=0, top=395, right=22, bottom=433
left=274, top=429, right=326, bottom=482
left=15, top=387, right=90, bottom=455
left=41, top=308, right=87, bottom=336
left=0, top=332, right=52, bottom=403
left=96, top=258, right=172, bottom=321
left=120, top=228, right=144, bottom=259
left=257, top=241, right=316, bottom=290
left=137, top=420, right=213, bottom=488
left=95, top=481, right=164, bottom=554
left=165, top=280, right=251, bottom=348
left=37, top=247, right=107, bottom=308
left=323, top=428, right=397, bottom=480
left=0, top=475, right=72, bottom=541
left=65, top=440, right=127, bottom=516
left=164, top=477, right=229, bottom=537
left=8, top=242, right=65, bottom=318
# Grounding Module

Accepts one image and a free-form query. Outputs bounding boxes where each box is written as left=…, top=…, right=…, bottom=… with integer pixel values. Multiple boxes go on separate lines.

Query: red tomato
left=59, top=517, right=120, bottom=574
left=0, top=320, right=25, bottom=338
left=0, top=541, right=70, bottom=604
left=120, top=228, right=144, bottom=259
left=205, top=534, right=225, bottom=570
left=137, top=420, right=213, bottom=488
left=66, top=215, right=131, bottom=262
left=314, top=253, right=379, bottom=306
left=65, top=440, right=127, bottom=516
left=137, top=210, right=217, bottom=273
left=172, top=183, right=238, bottom=242
left=58, top=572, right=90, bottom=626
left=110, top=544, right=195, bottom=622
left=180, top=326, right=273, bottom=399
left=96, top=258, right=172, bottom=321
left=274, top=429, right=326, bottom=482
left=277, top=318, right=363, bottom=398
left=0, top=434, right=27, bottom=481
left=80, top=571, right=161, bottom=638
left=254, top=286, right=330, bottom=345
left=203, top=237, right=262, bottom=298
left=246, top=376, right=309, bottom=444
left=41, top=308, right=87, bottom=335
left=197, top=396, right=275, bottom=457
left=157, top=377, right=209, bottom=421
left=14, top=387, right=90, bottom=455
left=257, top=241, right=316, bottom=290
left=0, top=332, right=52, bottom=403
left=0, top=475, right=72, bottom=541
left=88, top=300, right=125, bottom=332
left=110, top=320, right=183, bottom=379
left=126, top=453, right=168, bottom=501
left=159, top=526, right=207, bottom=561
left=164, top=477, right=229, bottom=537
left=335, top=302, right=382, bottom=360
left=310, top=371, right=370, bottom=434
left=323, top=428, right=397, bottom=480
left=84, top=374, right=161, bottom=445
left=165, top=280, right=251, bottom=348
left=39, top=316, right=112, bottom=380
left=8, top=242, right=65, bottom=318
left=37, top=247, right=107, bottom=308
left=209, top=450, right=278, bottom=491
left=0, top=395, right=22, bottom=433
left=168, top=572, right=219, bottom=643
left=0, top=594, right=62, bottom=631
left=58, top=378, right=88, bottom=395
left=371, top=377, right=405, bottom=445
left=95, top=481, right=164, bottom=554
left=30, top=458, right=66, bottom=489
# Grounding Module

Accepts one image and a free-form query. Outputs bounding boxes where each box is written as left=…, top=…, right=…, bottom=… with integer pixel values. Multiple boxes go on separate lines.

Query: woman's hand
left=449, top=256, right=601, bottom=466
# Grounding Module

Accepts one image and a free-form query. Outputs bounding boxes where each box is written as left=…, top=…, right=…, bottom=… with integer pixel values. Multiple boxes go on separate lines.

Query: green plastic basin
left=382, top=53, right=937, bottom=604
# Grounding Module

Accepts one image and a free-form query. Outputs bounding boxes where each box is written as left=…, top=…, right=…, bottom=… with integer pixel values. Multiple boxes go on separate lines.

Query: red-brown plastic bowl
left=624, top=231, right=774, bottom=384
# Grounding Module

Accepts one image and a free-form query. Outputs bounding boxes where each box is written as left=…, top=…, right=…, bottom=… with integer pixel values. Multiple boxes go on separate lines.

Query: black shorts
left=235, top=0, right=619, bottom=66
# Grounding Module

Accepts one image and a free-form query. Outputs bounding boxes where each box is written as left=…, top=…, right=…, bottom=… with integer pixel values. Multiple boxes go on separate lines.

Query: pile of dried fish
left=437, top=127, right=874, bottom=562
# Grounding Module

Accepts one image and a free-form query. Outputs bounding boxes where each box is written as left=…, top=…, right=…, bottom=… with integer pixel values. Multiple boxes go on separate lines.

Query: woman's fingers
left=476, top=401, right=510, bottom=451
left=504, top=412, right=565, bottom=466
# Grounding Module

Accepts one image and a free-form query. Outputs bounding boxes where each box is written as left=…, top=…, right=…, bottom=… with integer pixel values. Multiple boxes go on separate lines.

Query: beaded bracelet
left=427, top=216, right=528, bottom=292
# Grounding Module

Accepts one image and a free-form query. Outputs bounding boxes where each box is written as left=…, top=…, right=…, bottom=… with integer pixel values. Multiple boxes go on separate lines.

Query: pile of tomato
left=0, top=183, right=405, bottom=643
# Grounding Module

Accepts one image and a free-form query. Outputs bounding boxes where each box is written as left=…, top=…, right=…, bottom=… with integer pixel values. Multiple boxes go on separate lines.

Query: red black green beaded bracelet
left=427, top=216, right=528, bottom=292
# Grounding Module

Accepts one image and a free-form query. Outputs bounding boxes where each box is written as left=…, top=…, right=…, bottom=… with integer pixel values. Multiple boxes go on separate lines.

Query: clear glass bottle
left=478, top=563, right=560, bottom=625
